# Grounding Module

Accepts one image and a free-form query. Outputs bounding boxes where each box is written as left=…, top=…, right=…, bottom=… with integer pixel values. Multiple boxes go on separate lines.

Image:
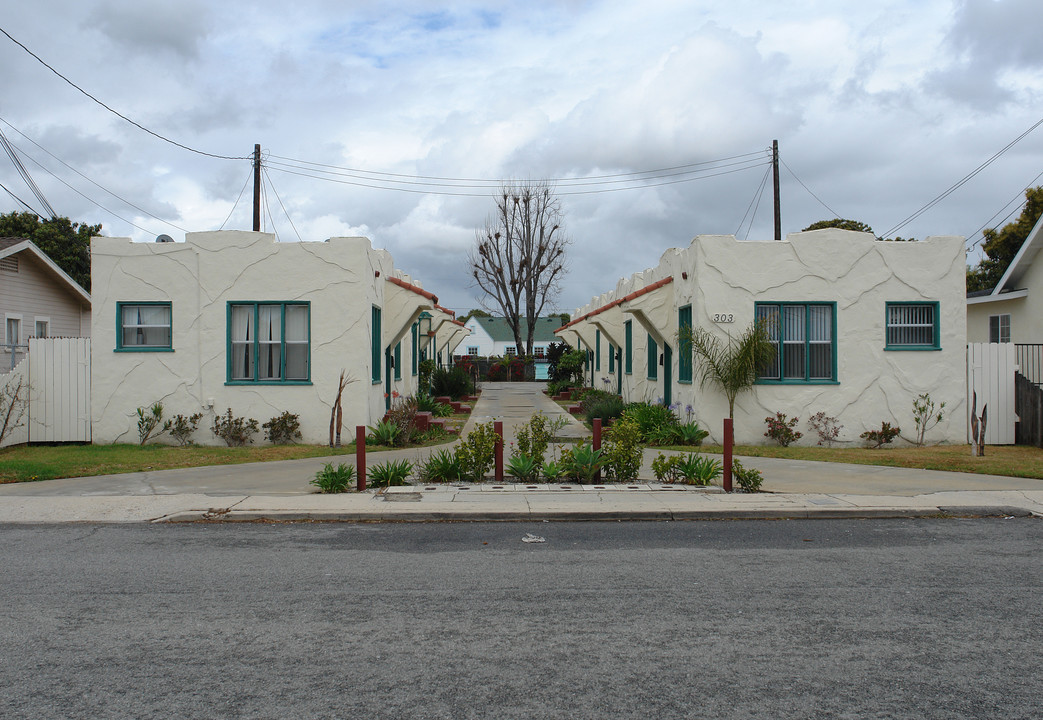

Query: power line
left=0, top=26, right=249, bottom=162
left=780, top=157, right=841, bottom=219
left=735, top=164, right=771, bottom=237
left=882, top=113, right=1043, bottom=238
left=262, top=166, right=302, bottom=242
left=266, top=149, right=770, bottom=185
left=264, top=156, right=771, bottom=197
left=0, top=116, right=188, bottom=232
left=964, top=168, right=1043, bottom=250
left=219, top=167, right=254, bottom=231
left=0, top=127, right=56, bottom=218
left=0, top=179, right=43, bottom=215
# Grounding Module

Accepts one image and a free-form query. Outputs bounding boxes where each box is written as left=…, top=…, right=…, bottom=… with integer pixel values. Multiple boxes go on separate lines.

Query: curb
left=154, top=505, right=1041, bottom=523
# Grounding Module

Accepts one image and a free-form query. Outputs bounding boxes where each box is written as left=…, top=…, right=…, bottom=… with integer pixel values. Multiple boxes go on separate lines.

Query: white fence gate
left=967, top=343, right=1016, bottom=445
left=0, top=337, right=91, bottom=447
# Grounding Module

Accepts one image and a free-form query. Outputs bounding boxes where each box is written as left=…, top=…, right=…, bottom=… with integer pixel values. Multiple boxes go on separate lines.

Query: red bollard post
left=494, top=420, right=504, bottom=482
left=592, top=418, right=602, bottom=483
left=356, top=425, right=366, bottom=491
left=722, top=417, right=733, bottom=493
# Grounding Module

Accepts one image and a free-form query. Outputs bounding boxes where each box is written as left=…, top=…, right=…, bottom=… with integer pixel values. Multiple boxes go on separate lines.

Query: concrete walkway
left=1, top=382, right=1041, bottom=523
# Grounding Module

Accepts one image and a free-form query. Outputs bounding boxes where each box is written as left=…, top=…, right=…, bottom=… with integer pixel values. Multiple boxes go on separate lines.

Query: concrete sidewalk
left=1, top=382, right=1041, bottom=523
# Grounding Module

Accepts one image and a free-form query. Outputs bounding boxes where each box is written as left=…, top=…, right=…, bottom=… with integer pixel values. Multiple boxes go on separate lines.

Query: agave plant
left=563, top=441, right=604, bottom=483
left=506, top=453, right=540, bottom=482
left=367, top=419, right=402, bottom=447
left=677, top=422, right=709, bottom=446
left=540, top=460, right=564, bottom=481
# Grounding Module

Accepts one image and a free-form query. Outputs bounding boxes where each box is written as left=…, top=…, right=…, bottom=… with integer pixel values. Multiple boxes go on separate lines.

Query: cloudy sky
left=2, top=0, right=1042, bottom=314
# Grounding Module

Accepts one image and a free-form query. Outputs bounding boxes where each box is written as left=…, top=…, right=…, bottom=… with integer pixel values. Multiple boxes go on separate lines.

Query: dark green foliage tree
left=802, top=218, right=874, bottom=233
left=0, top=211, right=100, bottom=291
left=458, top=308, right=492, bottom=325
left=967, top=186, right=1043, bottom=293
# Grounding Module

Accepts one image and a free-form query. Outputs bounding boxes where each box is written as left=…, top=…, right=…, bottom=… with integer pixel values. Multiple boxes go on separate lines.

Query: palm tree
left=682, top=323, right=776, bottom=419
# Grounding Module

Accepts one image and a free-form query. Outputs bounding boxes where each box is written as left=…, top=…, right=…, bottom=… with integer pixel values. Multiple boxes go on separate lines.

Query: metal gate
left=967, top=343, right=1016, bottom=445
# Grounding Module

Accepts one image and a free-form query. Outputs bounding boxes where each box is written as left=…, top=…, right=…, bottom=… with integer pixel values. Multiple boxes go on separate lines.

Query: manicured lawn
left=0, top=431, right=457, bottom=484
left=691, top=443, right=1043, bottom=480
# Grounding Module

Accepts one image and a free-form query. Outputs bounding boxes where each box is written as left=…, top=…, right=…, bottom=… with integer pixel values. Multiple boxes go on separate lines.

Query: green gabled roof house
left=461, top=316, right=561, bottom=358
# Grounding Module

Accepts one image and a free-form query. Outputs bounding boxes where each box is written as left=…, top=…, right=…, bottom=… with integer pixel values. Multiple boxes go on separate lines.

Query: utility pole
left=252, top=145, right=260, bottom=232
left=772, top=139, right=781, bottom=241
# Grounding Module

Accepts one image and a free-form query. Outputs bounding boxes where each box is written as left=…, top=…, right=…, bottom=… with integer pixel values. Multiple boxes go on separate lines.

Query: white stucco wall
left=91, top=231, right=436, bottom=445
left=563, top=230, right=968, bottom=446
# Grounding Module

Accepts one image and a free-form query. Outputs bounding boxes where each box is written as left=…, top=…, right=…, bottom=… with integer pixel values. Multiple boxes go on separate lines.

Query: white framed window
left=505, top=346, right=516, bottom=356
left=989, top=314, right=1011, bottom=344
left=533, top=345, right=546, bottom=358
left=34, top=318, right=49, bottom=338
left=117, top=302, right=172, bottom=350
left=467, top=346, right=479, bottom=355
left=5, top=315, right=21, bottom=351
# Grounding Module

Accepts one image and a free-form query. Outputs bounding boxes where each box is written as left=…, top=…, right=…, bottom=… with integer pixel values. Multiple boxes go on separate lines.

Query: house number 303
left=713, top=313, right=734, bottom=323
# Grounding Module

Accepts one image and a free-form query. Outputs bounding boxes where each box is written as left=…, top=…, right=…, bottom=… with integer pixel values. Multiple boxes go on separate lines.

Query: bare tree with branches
left=469, top=181, right=569, bottom=356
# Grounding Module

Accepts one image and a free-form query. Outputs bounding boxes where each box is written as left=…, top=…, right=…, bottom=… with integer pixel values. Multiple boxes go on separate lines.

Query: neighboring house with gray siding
left=0, top=238, right=91, bottom=370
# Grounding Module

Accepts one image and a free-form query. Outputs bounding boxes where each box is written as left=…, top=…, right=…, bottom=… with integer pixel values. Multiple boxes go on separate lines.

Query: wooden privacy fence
left=967, top=343, right=1016, bottom=445
left=0, top=337, right=92, bottom=447
left=1015, top=373, right=1043, bottom=447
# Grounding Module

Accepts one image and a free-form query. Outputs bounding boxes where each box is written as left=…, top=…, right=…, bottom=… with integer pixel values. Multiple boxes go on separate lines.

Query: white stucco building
left=90, top=231, right=466, bottom=445
left=557, top=229, right=968, bottom=445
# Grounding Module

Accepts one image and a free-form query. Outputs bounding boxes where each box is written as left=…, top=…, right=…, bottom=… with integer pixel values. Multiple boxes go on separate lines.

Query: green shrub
left=418, top=359, right=436, bottom=395
left=163, top=413, right=202, bottom=446
left=515, top=413, right=560, bottom=467
left=860, top=422, right=900, bottom=448
left=621, top=401, right=678, bottom=442
left=416, top=449, right=462, bottom=483
left=137, top=402, right=164, bottom=445
left=764, top=412, right=803, bottom=446
left=369, top=459, right=413, bottom=488
left=431, top=366, right=473, bottom=399
left=263, top=411, right=302, bottom=445
left=601, top=416, right=643, bottom=481
left=677, top=454, right=722, bottom=486
left=732, top=459, right=763, bottom=492
left=455, top=422, right=499, bottom=482
left=311, top=462, right=355, bottom=493
left=584, top=394, right=626, bottom=425
left=211, top=409, right=259, bottom=447
left=651, top=453, right=683, bottom=483
left=912, top=393, right=945, bottom=447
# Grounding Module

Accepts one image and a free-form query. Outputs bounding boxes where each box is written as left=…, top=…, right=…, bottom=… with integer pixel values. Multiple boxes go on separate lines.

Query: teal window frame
left=116, top=301, right=173, bottom=352
left=755, top=301, right=838, bottom=384
left=371, top=306, right=382, bottom=383
left=885, top=301, right=941, bottom=351
left=595, top=330, right=601, bottom=372
left=225, top=301, right=311, bottom=385
left=647, top=333, right=658, bottom=380
left=678, top=305, right=693, bottom=384
left=394, top=341, right=402, bottom=380
left=608, top=342, right=615, bottom=373
left=624, top=320, right=633, bottom=375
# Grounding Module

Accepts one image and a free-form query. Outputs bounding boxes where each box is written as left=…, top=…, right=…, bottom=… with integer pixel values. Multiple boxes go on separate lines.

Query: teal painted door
left=663, top=344, right=672, bottom=407
left=384, top=347, right=392, bottom=411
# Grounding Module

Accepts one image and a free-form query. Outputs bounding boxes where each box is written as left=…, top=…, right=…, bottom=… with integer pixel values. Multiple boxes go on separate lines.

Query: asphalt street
left=2, top=519, right=1041, bottom=719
